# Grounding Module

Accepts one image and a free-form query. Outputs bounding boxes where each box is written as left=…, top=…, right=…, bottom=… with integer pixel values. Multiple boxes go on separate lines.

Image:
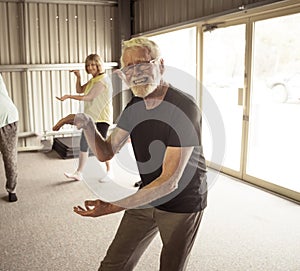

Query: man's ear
left=159, top=58, right=165, bottom=74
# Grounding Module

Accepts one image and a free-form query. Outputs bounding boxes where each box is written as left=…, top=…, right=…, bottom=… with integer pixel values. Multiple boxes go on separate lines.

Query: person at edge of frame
left=0, top=73, right=19, bottom=202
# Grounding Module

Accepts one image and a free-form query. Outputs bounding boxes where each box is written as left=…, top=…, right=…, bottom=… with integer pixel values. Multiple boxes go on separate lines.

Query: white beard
left=131, top=83, right=157, bottom=98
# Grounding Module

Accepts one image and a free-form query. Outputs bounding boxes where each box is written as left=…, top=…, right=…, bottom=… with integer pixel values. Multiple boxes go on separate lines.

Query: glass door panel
left=247, top=13, right=300, bottom=192
left=149, top=27, right=197, bottom=99
left=202, top=24, right=246, bottom=173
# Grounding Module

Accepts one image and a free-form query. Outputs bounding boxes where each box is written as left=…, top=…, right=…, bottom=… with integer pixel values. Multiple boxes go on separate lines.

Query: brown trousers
left=0, top=122, right=18, bottom=193
left=99, top=208, right=204, bottom=271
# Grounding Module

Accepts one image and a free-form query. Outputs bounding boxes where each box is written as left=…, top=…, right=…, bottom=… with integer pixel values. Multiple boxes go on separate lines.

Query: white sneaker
left=64, top=171, right=84, bottom=181
left=99, top=170, right=114, bottom=183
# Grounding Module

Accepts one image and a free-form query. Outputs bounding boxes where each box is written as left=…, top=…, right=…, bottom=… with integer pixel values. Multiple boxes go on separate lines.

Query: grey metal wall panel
left=151, top=0, right=162, bottom=29
left=68, top=5, right=78, bottom=62
left=48, top=4, right=60, bottom=63
left=0, top=0, right=118, bottom=144
left=0, top=3, right=10, bottom=63
left=7, top=3, right=21, bottom=63
left=39, top=4, right=50, bottom=63
left=101, top=5, right=117, bottom=60
left=164, top=0, right=174, bottom=25
left=86, top=6, right=96, bottom=54
left=77, top=5, right=88, bottom=61
left=29, top=72, right=43, bottom=132
left=27, top=3, right=40, bottom=63
left=58, top=5, right=69, bottom=62
left=109, top=6, right=118, bottom=60
left=0, top=2, right=21, bottom=64
left=11, top=72, right=26, bottom=131
left=132, top=0, right=283, bottom=33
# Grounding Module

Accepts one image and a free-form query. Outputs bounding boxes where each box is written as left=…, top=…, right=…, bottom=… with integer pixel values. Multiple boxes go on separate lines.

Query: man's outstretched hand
left=73, top=199, right=125, bottom=217
left=52, top=114, right=76, bottom=131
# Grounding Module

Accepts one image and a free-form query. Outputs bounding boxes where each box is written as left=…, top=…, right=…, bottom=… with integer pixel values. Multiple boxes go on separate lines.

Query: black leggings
left=80, top=122, right=109, bottom=152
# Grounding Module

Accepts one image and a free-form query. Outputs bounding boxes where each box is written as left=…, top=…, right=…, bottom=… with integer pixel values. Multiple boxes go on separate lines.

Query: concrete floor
left=0, top=150, right=299, bottom=271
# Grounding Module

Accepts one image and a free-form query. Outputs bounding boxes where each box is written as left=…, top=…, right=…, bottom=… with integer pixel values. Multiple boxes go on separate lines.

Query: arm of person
left=56, top=94, right=85, bottom=101
left=56, top=81, right=104, bottom=102
left=70, top=70, right=87, bottom=94
left=52, top=113, right=129, bottom=161
left=115, top=146, right=193, bottom=207
left=81, top=80, right=104, bottom=101
left=73, top=146, right=194, bottom=217
left=82, top=118, right=130, bottom=161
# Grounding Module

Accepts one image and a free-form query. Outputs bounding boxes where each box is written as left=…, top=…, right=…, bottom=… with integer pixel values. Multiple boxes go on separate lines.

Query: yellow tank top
left=83, top=73, right=113, bottom=124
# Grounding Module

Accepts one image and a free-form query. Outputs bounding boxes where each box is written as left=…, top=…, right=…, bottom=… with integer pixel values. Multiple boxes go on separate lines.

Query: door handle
left=243, top=115, right=249, bottom=121
left=238, top=87, right=244, bottom=106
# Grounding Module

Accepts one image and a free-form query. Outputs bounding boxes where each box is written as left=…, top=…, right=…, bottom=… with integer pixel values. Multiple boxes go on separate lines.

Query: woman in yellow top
left=56, top=54, right=113, bottom=182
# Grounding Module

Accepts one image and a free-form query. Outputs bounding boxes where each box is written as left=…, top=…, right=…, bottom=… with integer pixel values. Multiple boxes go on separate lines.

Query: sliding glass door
left=202, top=13, right=300, bottom=201
left=246, top=13, right=300, bottom=194
left=202, top=24, right=246, bottom=176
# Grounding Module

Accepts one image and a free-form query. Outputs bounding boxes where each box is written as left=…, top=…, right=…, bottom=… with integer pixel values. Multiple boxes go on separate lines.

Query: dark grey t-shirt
left=117, top=86, right=207, bottom=213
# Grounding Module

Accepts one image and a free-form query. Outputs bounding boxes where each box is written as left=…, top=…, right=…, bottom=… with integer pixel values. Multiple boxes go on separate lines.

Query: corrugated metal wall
left=131, top=0, right=284, bottom=33
left=0, top=0, right=119, bottom=142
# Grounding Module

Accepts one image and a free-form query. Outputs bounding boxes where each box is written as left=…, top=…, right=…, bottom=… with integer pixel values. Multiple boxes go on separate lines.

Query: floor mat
left=52, top=136, right=94, bottom=159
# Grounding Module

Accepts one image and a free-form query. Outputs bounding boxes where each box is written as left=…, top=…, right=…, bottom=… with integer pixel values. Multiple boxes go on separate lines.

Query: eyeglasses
left=121, top=58, right=158, bottom=76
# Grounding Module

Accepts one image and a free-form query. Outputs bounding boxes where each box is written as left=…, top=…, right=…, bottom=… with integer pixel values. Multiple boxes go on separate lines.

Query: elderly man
left=53, top=36, right=207, bottom=271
